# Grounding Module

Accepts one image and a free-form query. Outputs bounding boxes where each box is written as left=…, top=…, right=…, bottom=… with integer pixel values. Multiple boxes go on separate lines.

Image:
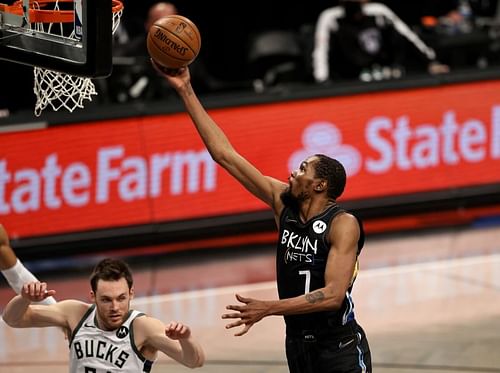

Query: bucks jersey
left=276, top=204, right=365, bottom=332
left=69, top=305, right=154, bottom=373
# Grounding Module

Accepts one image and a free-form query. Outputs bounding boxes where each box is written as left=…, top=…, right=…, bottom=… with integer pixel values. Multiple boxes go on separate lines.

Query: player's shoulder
left=131, top=314, right=165, bottom=345
left=53, top=299, right=91, bottom=315
left=332, top=211, right=360, bottom=230
left=132, top=313, right=163, bottom=331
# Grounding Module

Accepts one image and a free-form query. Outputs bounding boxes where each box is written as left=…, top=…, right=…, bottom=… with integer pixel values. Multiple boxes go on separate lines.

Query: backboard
left=0, top=0, right=114, bottom=77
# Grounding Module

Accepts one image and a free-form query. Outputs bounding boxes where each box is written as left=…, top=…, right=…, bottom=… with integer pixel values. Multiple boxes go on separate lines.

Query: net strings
left=32, top=1, right=123, bottom=116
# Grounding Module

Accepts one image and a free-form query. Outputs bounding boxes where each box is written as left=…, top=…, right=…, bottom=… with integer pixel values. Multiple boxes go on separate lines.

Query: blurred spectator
left=416, top=0, right=493, bottom=69
left=109, top=2, right=222, bottom=103
left=420, top=0, right=473, bottom=34
left=312, top=0, right=449, bottom=83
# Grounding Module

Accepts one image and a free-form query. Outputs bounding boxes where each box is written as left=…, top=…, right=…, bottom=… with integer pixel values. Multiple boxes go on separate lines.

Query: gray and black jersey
left=276, top=204, right=365, bottom=333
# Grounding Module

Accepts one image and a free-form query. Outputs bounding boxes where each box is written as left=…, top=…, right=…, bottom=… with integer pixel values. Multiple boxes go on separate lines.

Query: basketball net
left=14, top=0, right=123, bottom=116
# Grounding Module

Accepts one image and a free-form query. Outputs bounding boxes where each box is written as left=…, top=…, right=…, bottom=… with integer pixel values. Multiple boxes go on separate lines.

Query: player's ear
left=90, top=291, right=96, bottom=303
left=315, top=180, right=327, bottom=192
left=129, top=286, right=135, bottom=300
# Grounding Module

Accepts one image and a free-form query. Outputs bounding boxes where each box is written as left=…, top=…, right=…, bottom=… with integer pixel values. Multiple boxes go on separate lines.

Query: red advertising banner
left=1, top=80, right=500, bottom=238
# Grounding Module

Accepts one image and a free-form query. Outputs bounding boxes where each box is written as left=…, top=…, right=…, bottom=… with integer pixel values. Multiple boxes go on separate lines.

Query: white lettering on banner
left=0, top=161, right=12, bottom=214
left=63, top=163, right=91, bottom=207
left=96, top=146, right=123, bottom=203
left=41, top=154, right=62, bottom=209
left=365, top=108, right=499, bottom=173
left=0, top=145, right=216, bottom=215
left=170, top=151, right=216, bottom=195
left=492, top=106, right=500, bottom=158
left=120, top=156, right=147, bottom=202
left=12, top=169, right=40, bottom=213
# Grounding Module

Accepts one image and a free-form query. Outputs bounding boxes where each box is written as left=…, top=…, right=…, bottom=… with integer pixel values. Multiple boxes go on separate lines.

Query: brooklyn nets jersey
left=276, top=204, right=365, bottom=331
left=69, top=305, right=154, bottom=373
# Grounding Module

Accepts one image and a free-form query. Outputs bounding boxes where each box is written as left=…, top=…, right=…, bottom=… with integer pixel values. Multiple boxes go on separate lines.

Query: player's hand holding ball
left=147, top=14, right=201, bottom=73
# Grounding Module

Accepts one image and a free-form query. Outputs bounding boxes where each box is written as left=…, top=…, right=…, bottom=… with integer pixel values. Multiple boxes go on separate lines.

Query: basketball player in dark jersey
left=158, top=63, right=371, bottom=372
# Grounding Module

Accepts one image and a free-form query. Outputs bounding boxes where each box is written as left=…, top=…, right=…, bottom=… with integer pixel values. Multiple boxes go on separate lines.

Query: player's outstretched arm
left=154, top=64, right=286, bottom=211
left=2, top=281, right=84, bottom=333
left=0, top=225, right=57, bottom=305
left=0, top=224, right=16, bottom=270
left=136, top=316, right=205, bottom=368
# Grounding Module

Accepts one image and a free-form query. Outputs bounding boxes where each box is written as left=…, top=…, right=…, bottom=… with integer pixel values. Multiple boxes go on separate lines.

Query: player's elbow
left=323, top=296, right=343, bottom=311
left=324, top=287, right=345, bottom=310
left=184, top=354, right=205, bottom=369
left=183, top=348, right=205, bottom=369
left=2, top=312, right=23, bottom=328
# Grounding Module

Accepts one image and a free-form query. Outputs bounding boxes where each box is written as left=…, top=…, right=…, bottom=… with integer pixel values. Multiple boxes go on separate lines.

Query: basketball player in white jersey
left=2, top=256, right=205, bottom=372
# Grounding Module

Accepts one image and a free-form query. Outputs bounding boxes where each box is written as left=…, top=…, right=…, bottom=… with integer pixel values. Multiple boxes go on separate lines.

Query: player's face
left=288, top=157, right=319, bottom=199
left=92, top=278, right=133, bottom=331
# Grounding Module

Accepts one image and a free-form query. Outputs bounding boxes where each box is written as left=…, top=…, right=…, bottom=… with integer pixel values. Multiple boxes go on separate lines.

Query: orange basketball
left=147, top=15, right=201, bottom=69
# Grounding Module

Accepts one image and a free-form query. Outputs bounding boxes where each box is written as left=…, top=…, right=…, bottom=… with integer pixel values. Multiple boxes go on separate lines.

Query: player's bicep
left=324, top=214, right=360, bottom=291
left=19, top=301, right=72, bottom=328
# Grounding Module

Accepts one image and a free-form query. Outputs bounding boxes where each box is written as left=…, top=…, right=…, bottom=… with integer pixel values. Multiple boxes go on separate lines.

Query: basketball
left=147, top=15, right=201, bottom=69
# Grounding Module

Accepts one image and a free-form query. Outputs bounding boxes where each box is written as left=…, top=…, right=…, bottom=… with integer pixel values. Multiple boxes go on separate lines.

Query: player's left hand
left=222, top=294, right=269, bottom=336
left=165, top=321, right=191, bottom=340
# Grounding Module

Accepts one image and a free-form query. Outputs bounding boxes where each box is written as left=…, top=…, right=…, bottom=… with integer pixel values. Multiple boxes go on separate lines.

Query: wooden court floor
left=1, top=223, right=500, bottom=373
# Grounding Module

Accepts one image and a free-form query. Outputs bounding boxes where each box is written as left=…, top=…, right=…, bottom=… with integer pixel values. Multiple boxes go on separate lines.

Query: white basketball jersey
left=69, top=305, right=154, bottom=373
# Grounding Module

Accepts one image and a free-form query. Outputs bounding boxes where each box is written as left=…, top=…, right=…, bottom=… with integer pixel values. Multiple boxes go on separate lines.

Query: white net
left=33, top=68, right=98, bottom=116
left=32, top=1, right=123, bottom=116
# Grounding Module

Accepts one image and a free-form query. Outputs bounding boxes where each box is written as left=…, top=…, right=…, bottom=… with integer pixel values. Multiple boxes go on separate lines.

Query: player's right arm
left=134, top=316, right=205, bottom=368
left=158, top=65, right=287, bottom=211
left=2, top=281, right=85, bottom=332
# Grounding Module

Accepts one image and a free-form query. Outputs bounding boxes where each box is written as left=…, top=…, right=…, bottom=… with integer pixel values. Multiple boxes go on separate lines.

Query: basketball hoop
left=2, top=0, right=124, bottom=116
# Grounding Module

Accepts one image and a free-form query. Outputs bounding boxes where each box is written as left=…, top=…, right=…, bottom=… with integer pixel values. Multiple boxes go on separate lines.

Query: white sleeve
left=1, top=259, right=56, bottom=305
left=312, top=7, right=344, bottom=82
left=365, top=3, right=436, bottom=60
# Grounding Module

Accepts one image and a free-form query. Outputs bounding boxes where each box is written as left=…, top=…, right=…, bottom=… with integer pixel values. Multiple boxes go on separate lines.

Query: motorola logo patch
left=116, top=326, right=129, bottom=339
left=313, top=221, right=327, bottom=234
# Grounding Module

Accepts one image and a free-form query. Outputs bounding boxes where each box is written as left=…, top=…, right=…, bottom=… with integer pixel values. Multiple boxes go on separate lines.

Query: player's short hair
left=313, top=154, right=346, bottom=199
left=90, top=258, right=134, bottom=292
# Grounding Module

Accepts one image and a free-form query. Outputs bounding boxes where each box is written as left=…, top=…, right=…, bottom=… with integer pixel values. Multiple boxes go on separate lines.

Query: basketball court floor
left=1, top=222, right=500, bottom=373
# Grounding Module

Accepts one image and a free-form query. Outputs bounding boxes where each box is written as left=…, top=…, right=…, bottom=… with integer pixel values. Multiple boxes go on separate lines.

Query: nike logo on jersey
left=84, top=323, right=96, bottom=328
left=338, top=337, right=356, bottom=349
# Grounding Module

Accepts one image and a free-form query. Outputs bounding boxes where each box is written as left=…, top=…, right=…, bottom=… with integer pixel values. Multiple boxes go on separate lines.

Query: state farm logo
left=289, top=106, right=500, bottom=177
left=288, top=122, right=362, bottom=176
left=0, top=146, right=217, bottom=215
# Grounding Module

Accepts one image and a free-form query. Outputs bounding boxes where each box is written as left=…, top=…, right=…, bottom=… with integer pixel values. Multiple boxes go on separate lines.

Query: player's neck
left=298, top=197, right=335, bottom=222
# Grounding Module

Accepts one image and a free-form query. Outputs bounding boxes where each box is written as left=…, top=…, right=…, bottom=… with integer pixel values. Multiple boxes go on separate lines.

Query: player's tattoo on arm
left=305, top=290, right=325, bottom=304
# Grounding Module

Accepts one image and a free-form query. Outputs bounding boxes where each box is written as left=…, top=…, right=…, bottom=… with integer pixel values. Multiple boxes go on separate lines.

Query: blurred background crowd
left=1, top=0, right=500, bottom=113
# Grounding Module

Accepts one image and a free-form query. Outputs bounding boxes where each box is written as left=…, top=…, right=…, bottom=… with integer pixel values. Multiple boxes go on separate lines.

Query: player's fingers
left=225, top=320, right=244, bottom=329
left=225, top=304, right=244, bottom=312
left=175, top=323, right=185, bottom=333
left=40, top=282, right=47, bottom=294
left=150, top=59, right=181, bottom=76
left=234, top=324, right=252, bottom=337
left=166, top=321, right=178, bottom=330
left=30, top=282, right=38, bottom=297
left=221, top=312, right=241, bottom=319
left=235, top=293, right=250, bottom=303
left=178, top=324, right=188, bottom=335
